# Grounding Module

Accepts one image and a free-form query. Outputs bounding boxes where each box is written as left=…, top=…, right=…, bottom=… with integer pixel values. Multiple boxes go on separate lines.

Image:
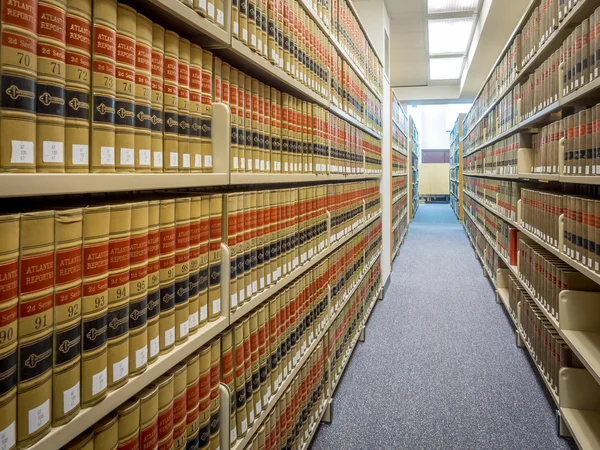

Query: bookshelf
left=450, top=114, right=465, bottom=221
left=409, top=116, right=420, bottom=219
left=391, top=91, right=409, bottom=264
left=0, top=0, right=398, bottom=449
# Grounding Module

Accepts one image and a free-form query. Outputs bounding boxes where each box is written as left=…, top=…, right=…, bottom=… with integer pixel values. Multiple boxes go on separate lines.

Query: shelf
left=229, top=173, right=381, bottom=185
left=463, top=172, right=560, bottom=182
left=561, top=408, right=600, bottom=450
left=229, top=211, right=382, bottom=325
left=392, top=172, right=408, bottom=177
left=29, top=316, right=228, bottom=450
left=329, top=104, right=383, bottom=140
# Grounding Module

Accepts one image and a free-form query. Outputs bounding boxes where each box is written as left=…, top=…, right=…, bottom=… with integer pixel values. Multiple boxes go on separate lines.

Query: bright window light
left=430, top=57, right=464, bottom=80
left=428, top=0, right=479, bottom=14
left=428, top=17, right=474, bottom=55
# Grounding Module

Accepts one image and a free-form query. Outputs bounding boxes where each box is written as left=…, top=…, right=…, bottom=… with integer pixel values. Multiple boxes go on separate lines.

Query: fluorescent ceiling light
left=428, top=17, right=474, bottom=55
left=429, top=57, right=464, bottom=80
left=428, top=0, right=478, bottom=14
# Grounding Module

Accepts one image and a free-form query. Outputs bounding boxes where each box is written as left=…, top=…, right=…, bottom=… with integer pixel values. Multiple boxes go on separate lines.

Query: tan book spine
left=220, top=62, right=230, bottom=170
left=230, top=67, right=240, bottom=172
left=259, top=0, right=268, bottom=57
left=267, top=0, right=276, bottom=62
left=249, top=310, right=261, bottom=418
left=270, top=88, right=280, bottom=172
left=81, top=206, right=109, bottom=407
left=243, top=317, right=254, bottom=426
left=128, top=201, right=148, bottom=375
left=146, top=200, right=161, bottom=363
left=207, top=0, right=216, bottom=23
left=52, top=208, right=82, bottom=426
left=245, top=75, right=254, bottom=171
left=201, top=50, right=213, bottom=172
left=232, top=0, right=240, bottom=38
left=216, top=0, right=225, bottom=28
left=263, top=85, right=271, bottom=172
left=234, top=194, right=245, bottom=307
left=197, top=345, right=211, bottom=449
left=256, top=192, right=265, bottom=291
left=134, top=14, right=153, bottom=171
left=237, top=71, right=246, bottom=172
left=65, top=0, right=92, bottom=173
left=116, top=398, right=140, bottom=450
left=163, top=30, right=179, bottom=172
left=155, top=372, right=174, bottom=450
left=209, top=337, right=221, bottom=447
left=64, top=428, right=94, bottom=450
left=243, top=193, right=252, bottom=302
left=174, top=198, right=191, bottom=343
left=251, top=78, right=260, bottom=172
left=185, top=352, right=200, bottom=447
left=224, top=194, right=239, bottom=312
left=107, top=204, right=131, bottom=391
left=137, top=385, right=159, bottom=450
left=193, top=0, right=208, bottom=17
left=198, top=197, right=210, bottom=328
left=36, top=0, right=67, bottom=173
left=189, top=44, right=203, bottom=172
left=0, top=0, right=37, bottom=172
left=258, top=82, right=265, bottom=172
left=208, top=194, right=222, bottom=321
left=0, top=214, right=18, bottom=450
left=114, top=4, right=135, bottom=172
left=171, top=362, right=187, bottom=450
left=93, top=411, right=118, bottom=450
left=233, top=322, right=247, bottom=439
left=268, top=296, right=279, bottom=396
left=151, top=24, right=165, bottom=172
left=250, top=192, right=259, bottom=296
left=159, top=199, right=176, bottom=354
left=188, top=197, right=202, bottom=334
left=220, top=330, right=236, bottom=444
left=17, top=212, right=54, bottom=447
left=178, top=38, right=191, bottom=172
left=91, top=0, right=117, bottom=173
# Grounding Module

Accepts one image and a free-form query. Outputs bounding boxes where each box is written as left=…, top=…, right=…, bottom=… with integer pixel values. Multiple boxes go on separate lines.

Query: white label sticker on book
left=11, top=140, right=34, bottom=164
left=28, top=400, right=49, bottom=434
left=240, top=158, right=245, bottom=169
left=150, top=336, right=159, bottom=358
left=92, top=368, right=107, bottom=395
left=241, top=418, right=247, bottom=434
left=72, top=144, right=89, bottom=165
left=139, top=149, right=151, bottom=166
left=169, top=152, right=178, bottom=167
left=165, top=327, right=175, bottom=347
left=208, top=2, right=214, bottom=17
left=255, top=402, right=262, bottom=415
left=43, top=141, right=64, bottom=163
left=100, top=146, right=115, bottom=165
left=182, top=153, right=191, bottom=168
left=200, top=305, right=208, bottom=321
left=180, top=321, right=189, bottom=338
left=154, top=151, right=163, bottom=167
left=199, top=0, right=206, bottom=7
left=136, top=346, right=148, bottom=369
left=252, top=280, right=257, bottom=293
left=195, top=154, right=202, bottom=168
left=120, top=147, right=134, bottom=165
left=243, top=28, right=248, bottom=41
left=189, top=311, right=199, bottom=329
left=217, top=9, right=224, bottom=25
left=260, top=277, right=264, bottom=289
left=63, top=381, right=80, bottom=414
left=233, top=157, right=239, bottom=169
left=251, top=34, right=256, bottom=47
left=231, top=292, right=238, bottom=308
left=234, top=22, right=239, bottom=34
left=230, top=427, right=237, bottom=443
left=113, top=356, right=128, bottom=382
left=0, top=421, right=15, bottom=450
left=212, top=299, right=221, bottom=314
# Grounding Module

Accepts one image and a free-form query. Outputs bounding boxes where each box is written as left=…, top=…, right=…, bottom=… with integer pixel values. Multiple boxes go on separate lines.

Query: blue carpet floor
left=311, top=203, right=575, bottom=450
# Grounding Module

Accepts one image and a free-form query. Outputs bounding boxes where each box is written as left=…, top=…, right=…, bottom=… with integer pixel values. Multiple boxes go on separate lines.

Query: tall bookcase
left=450, top=114, right=465, bottom=220
left=0, top=0, right=393, bottom=449
left=391, top=91, right=409, bottom=264
left=461, top=1, right=600, bottom=446
left=409, top=116, right=420, bottom=219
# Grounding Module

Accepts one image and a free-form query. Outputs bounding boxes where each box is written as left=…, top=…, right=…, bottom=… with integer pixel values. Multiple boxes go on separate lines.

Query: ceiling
left=384, top=0, right=529, bottom=102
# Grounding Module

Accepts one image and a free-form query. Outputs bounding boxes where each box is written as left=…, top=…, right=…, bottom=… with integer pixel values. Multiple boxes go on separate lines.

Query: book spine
left=243, top=317, right=254, bottom=427
left=250, top=192, right=259, bottom=297
left=208, top=195, right=222, bottom=321
left=220, top=330, right=236, bottom=443
left=233, top=322, right=247, bottom=440
left=0, top=214, right=19, bottom=450
left=137, top=385, right=159, bottom=450
left=225, top=194, right=238, bottom=312
left=193, top=0, right=208, bottom=17
left=209, top=337, right=221, bottom=448
left=170, top=362, right=186, bottom=449
left=146, top=200, right=160, bottom=363
left=155, top=373, right=174, bottom=450
left=81, top=206, right=109, bottom=407
left=36, top=0, right=67, bottom=173
left=207, top=0, right=216, bottom=23
left=150, top=24, right=165, bottom=172
left=114, top=4, right=136, bottom=172
left=174, top=198, right=191, bottom=343
left=256, top=192, right=265, bottom=292
left=197, top=345, right=211, bottom=449
left=258, top=304, right=270, bottom=410
left=249, top=311, right=261, bottom=419
left=91, top=0, right=117, bottom=173
left=159, top=199, right=176, bottom=354
left=188, top=197, right=202, bottom=334
left=238, top=71, right=246, bottom=172
left=190, top=44, right=203, bottom=172
left=52, top=208, right=83, bottom=426
left=1, top=0, right=38, bottom=172
left=129, top=201, right=148, bottom=375
left=163, top=30, right=179, bottom=172
left=232, top=0, right=239, bottom=38
left=244, top=75, right=253, bottom=171
left=178, top=38, right=191, bottom=172
left=201, top=50, right=213, bottom=172
left=230, top=67, right=239, bottom=172
left=116, top=398, right=140, bottom=450
left=17, top=211, right=54, bottom=447
left=93, top=411, right=118, bottom=450
left=243, top=193, right=252, bottom=302
left=263, top=84, right=271, bottom=172
left=220, top=62, right=230, bottom=170
left=107, top=204, right=131, bottom=391
left=134, top=14, right=153, bottom=171
left=65, top=0, right=91, bottom=173
left=235, top=194, right=246, bottom=306
left=185, top=353, right=200, bottom=447
left=198, top=197, right=210, bottom=328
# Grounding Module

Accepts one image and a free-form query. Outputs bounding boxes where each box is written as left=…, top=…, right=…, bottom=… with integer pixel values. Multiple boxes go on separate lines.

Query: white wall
left=353, top=0, right=390, bottom=67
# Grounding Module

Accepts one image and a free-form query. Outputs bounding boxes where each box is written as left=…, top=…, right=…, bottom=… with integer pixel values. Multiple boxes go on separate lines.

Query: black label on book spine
left=0, top=349, right=17, bottom=396
left=66, top=89, right=91, bottom=120
left=55, top=322, right=81, bottom=366
left=83, top=315, right=108, bottom=351
left=147, top=289, right=160, bottom=319
left=160, top=284, right=175, bottom=311
left=175, top=279, right=189, bottom=305
left=2, top=74, right=36, bottom=112
left=107, top=304, right=129, bottom=339
left=37, top=83, right=66, bottom=117
left=129, top=297, right=148, bottom=329
left=19, top=334, right=53, bottom=382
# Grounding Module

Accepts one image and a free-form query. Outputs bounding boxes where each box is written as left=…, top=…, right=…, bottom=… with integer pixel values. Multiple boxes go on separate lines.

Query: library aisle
left=312, top=204, right=572, bottom=450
